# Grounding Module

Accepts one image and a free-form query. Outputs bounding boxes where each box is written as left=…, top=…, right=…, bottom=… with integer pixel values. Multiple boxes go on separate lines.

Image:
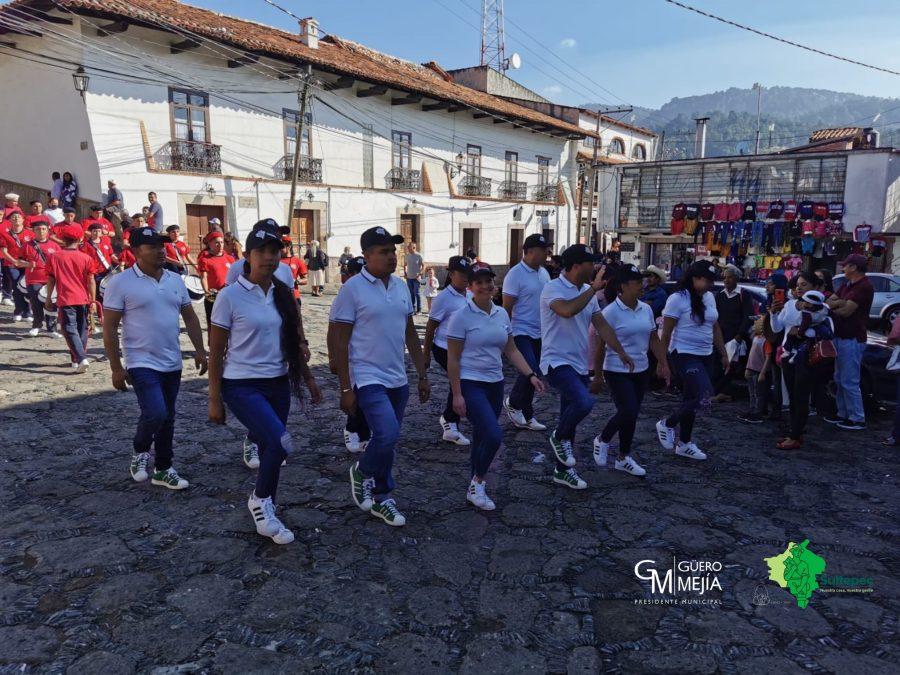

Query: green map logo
left=764, top=539, right=826, bottom=608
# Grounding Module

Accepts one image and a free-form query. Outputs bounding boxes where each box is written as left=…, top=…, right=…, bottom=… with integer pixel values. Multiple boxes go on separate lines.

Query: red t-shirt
left=47, top=248, right=93, bottom=307
left=81, top=216, right=115, bottom=234
left=24, top=214, right=52, bottom=230
left=0, top=227, right=35, bottom=260
left=196, top=251, right=235, bottom=291
left=833, top=275, right=874, bottom=343
left=119, top=248, right=136, bottom=268
left=164, top=240, right=191, bottom=265
left=51, top=221, right=82, bottom=241
left=282, top=255, right=308, bottom=298
left=23, top=239, right=61, bottom=285
left=80, top=237, right=117, bottom=274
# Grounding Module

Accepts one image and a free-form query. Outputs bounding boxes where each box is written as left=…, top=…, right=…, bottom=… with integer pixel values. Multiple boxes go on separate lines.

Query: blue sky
left=179, top=0, right=900, bottom=108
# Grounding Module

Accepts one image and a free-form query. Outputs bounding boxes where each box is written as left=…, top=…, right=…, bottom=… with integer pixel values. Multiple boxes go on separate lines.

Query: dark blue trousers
left=508, top=336, right=542, bottom=420
left=461, top=379, right=504, bottom=478
left=129, top=368, right=182, bottom=471
left=357, top=384, right=410, bottom=498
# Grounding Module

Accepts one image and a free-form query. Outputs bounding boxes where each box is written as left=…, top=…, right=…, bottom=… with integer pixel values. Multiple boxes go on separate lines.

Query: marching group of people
left=0, top=181, right=885, bottom=544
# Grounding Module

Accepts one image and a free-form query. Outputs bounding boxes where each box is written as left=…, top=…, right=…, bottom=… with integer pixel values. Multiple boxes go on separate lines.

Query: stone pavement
left=0, top=294, right=898, bottom=674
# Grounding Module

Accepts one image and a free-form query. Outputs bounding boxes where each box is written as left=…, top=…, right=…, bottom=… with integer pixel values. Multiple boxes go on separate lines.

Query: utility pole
left=287, top=64, right=312, bottom=231
left=584, top=113, right=601, bottom=246
left=657, top=130, right=665, bottom=160
left=753, top=82, right=762, bottom=155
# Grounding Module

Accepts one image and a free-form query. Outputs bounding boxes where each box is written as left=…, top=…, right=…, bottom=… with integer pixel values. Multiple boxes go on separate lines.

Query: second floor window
left=609, top=138, right=626, bottom=155
left=170, top=88, right=209, bottom=143
left=392, top=131, right=412, bottom=169
left=505, top=151, right=518, bottom=182
left=284, top=109, right=312, bottom=158
left=632, top=144, right=647, bottom=160
left=467, top=144, right=482, bottom=177
left=537, top=156, right=550, bottom=185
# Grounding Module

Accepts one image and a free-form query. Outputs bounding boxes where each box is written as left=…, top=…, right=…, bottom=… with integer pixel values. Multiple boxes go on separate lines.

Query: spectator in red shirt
left=50, top=207, right=81, bottom=244
left=280, top=235, right=307, bottom=301
left=81, top=204, right=115, bottom=237
left=0, top=211, right=35, bottom=321
left=3, top=192, right=24, bottom=220
left=196, top=231, right=235, bottom=333
left=22, top=221, right=61, bottom=337
left=826, top=254, right=875, bottom=431
left=24, top=200, right=52, bottom=231
left=164, top=225, right=196, bottom=274
left=45, top=224, right=95, bottom=372
left=81, top=223, right=119, bottom=291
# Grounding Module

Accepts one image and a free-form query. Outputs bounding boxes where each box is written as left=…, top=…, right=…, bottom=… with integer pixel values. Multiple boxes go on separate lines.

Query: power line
left=664, top=0, right=900, bottom=77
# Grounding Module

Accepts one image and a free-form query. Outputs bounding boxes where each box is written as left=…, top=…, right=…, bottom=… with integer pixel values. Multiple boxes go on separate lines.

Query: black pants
left=27, top=284, right=56, bottom=331
left=431, top=344, right=460, bottom=423
left=345, top=406, right=371, bottom=441
left=665, top=352, right=713, bottom=443
left=601, top=370, right=648, bottom=456
left=782, top=359, right=835, bottom=438
left=204, top=296, right=215, bottom=344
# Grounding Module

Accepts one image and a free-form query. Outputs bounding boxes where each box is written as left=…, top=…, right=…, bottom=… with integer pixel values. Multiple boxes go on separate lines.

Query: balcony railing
left=386, top=167, right=421, bottom=191
left=498, top=180, right=527, bottom=201
left=532, top=182, right=556, bottom=202
left=459, top=175, right=491, bottom=197
left=277, top=155, right=323, bottom=183
left=155, top=139, right=221, bottom=174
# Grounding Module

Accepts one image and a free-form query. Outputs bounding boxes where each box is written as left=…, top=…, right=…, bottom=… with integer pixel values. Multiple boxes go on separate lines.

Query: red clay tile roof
left=2, top=0, right=586, bottom=137
left=809, top=127, right=862, bottom=142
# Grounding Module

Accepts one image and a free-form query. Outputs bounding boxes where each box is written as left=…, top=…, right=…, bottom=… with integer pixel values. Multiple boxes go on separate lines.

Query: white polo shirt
left=210, top=275, right=288, bottom=380
left=330, top=267, right=413, bottom=389
left=663, top=290, right=719, bottom=356
left=502, top=260, right=550, bottom=339
left=446, top=298, right=512, bottom=383
left=225, top=259, right=294, bottom=288
left=102, top=265, right=191, bottom=372
left=429, top=284, right=467, bottom=349
left=601, top=297, right=655, bottom=373
left=539, top=272, right=601, bottom=376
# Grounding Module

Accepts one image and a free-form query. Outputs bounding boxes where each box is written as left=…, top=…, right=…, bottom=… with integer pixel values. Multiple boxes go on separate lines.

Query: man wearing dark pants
left=503, top=233, right=551, bottom=431
left=333, top=226, right=430, bottom=527
left=102, top=227, right=207, bottom=490
left=540, top=244, right=633, bottom=490
left=712, top=266, right=753, bottom=401
left=0, top=211, right=34, bottom=322
left=22, top=222, right=61, bottom=337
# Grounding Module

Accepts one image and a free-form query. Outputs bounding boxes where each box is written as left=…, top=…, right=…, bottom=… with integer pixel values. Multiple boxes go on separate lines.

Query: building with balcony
left=0, top=0, right=585, bottom=273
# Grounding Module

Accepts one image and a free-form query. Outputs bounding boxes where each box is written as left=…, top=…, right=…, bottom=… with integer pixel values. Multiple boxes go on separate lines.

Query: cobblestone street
left=1, top=294, right=898, bottom=673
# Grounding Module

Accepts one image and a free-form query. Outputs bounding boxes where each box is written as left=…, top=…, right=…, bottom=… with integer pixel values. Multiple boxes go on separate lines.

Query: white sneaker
left=344, top=429, right=362, bottom=453
left=151, top=467, right=189, bottom=490
left=242, top=437, right=260, bottom=469
left=593, top=436, right=610, bottom=466
left=675, top=441, right=707, bottom=460
left=27, top=327, right=39, bottom=337
left=553, top=467, right=588, bottom=490
left=614, top=455, right=647, bottom=476
left=524, top=417, right=547, bottom=431
left=466, top=479, right=496, bottom=511
left=504, top=396, right=528, bottom=428
left=440, top=415, right=471, bottom=446
left=1, top=297, right=13, bottom=306
left=656, top=420, right=676, bottom=450
left=48, top=331, right=63, bottom=339
left=129, top=452, right=150, bottom=482
left=75, top=358, right=91, bottom=374
left=13, top=314, right=23, bottom=322
left=247, top=493, right=293, bottom=543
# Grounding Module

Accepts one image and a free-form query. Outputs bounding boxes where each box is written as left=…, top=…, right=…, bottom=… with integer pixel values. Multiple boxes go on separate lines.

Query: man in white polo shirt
left=102, top=227, right=208, bottom=491
left=332, top=226, right=431, bottom=527
left=541, top=244, right=634, bottom=490
left=502, top=232, right=551, bottom=431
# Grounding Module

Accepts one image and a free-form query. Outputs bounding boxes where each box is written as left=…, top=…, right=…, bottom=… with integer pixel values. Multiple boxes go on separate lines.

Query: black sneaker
left=737, top=411, right=763, bottom=424
left=823, top=414, right=843, bottom=425
left=836, top=419, right=866, bottom=431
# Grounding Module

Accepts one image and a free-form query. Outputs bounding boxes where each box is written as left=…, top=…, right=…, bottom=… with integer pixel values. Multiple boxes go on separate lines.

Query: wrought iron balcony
left=532, top=182, right=556, bottom=202
left=278, top=155, right=323, bottom=183
left=498, top=180, right=527, bottom=201
left=155, top=139, right=221, bottom=174
left=386, top=167, right=421, bottom=191
left=459, top=175, right=491, bottom=197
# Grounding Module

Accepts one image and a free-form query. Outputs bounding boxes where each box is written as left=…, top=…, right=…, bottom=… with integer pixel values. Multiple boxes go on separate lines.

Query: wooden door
left=509, top=228, right=524, bottom=268
left=462, top=227, right=480, bottom=258
left=290, top=208, right=316, bottom=247
left=398, top=214, right=419, bottom=259
left=186, top=204, right=225, bottom=256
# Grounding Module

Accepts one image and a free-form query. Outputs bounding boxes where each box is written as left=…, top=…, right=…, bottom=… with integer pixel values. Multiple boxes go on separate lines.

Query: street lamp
left=72, top=66, right=89, bottom=99
left=752, top=82, right=762, bottom=154
left=447, top=151, right=464, bottom=178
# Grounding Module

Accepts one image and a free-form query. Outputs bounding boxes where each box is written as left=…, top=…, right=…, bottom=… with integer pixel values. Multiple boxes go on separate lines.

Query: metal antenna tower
left=480, top=0, right=506, bottom=71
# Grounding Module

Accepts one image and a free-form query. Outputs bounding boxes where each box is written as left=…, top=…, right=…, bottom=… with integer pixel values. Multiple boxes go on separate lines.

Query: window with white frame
left=392, top=131, right=412, bottom=169
left=283, top=109, right=312, bottom=158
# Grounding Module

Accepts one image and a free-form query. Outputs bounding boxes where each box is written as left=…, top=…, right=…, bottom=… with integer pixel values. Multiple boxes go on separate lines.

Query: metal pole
left=584, top=113, right=601, bottom=245
left=287, top=64, right=312, bottom=229
left=754, top=83, right=762, bottom=155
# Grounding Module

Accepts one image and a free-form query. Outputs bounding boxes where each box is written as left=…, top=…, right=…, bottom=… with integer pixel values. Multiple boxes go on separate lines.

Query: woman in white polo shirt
left=422, top=255, right=472, bottom=447
left=656, top=261, right=729, bottom=460
left=208, top=220, right=322, bottom=545
left=446, top=263, right=545, bottom=510
left=591, top=265, right=670, bottom=477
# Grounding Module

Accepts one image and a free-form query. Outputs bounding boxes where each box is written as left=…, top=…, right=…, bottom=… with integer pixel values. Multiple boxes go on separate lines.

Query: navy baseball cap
left=688, top=260, right=718, bottom=281
left=360, top=226, right=404, bottom=251
left=346, top=256, right=365, bottom=275
left=616, top=263, right=644, bottom=284
left=129, top=227, right=167, bottom=247
left=447, top=255, right=471, bottom=273
left=467, top=262, right=496, bottom=282
left=523, top=233, right=551, bottom=250
left=561, top=244, right=603, bottom=268
left=245, top=221, right=282, bottom=251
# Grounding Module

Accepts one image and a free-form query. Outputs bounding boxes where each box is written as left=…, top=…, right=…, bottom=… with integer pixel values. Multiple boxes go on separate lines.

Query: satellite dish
left=508, top=52, right=522, bottom=70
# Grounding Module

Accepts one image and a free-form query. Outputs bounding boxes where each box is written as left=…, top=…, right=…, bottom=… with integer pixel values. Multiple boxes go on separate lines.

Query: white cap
left=801, top=290, right=826, bottom=306
left=643, top=265, right=667, bottom=282
left=209, top=217, right=222, bottom=225
left=4, top=192, right=19, bottom=201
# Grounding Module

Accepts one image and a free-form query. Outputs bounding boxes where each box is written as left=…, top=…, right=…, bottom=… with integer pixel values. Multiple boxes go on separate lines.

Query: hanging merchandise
left=684, top=218, right=699, bottom=236
left=713, top=201, right=729, bottom=221
left=788, top=220, right=803, bottom=238
left=757, top=200, right=771, bottom=219
left=823, top=238, right=838, bottom=257
left=727, top=201, right=744, bottom=221
left=790, top=238, right=803, bottom=255
left=801, top=220, right=815, bottom=236
left=812, top=202, right=828, bottom=220
left=828, top=201, right=845, bottom=220
left=783, top=200, right=798, bottom=221
left=854, top=222, right=872, bottom=243
left=815, top=220, right=828, bottom=238
left=672, top=202, right=687, bottom=220
left=685, top=203, right=700, bottom=222
left=768, top=199, right=784, bottom=219
left=751, top=220, right=764, bottom=249
left=870, top=236, right=887, bottom=257
left=801, top=234, right=815, bottom=256
left=700, top=202, right=715, bottom=220
left=704, top=221, right=716, bottom=249
left=671, top=219, right=685, bottom=235
left=827, top=219, right=844, bottom=237
left=742, top=200, right=757, bottom=221
left=798, top=199, right=814, bottom=219
left=772, top=221, right=784, bottom=249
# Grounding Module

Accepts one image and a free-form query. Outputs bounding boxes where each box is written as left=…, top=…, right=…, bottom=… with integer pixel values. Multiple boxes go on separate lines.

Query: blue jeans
left=407, top=278, right=421, bottom=312
left=461, top=379, right=504, bottom=478
left=601, top=370, right=648, bottom=456
left=128, top=368, right=182, bottom=471
left=59, top=305, right=89, bottom=363
left=222, top=376, right=291, bottom=500
left=665, top=352, right=713, bottom=443
left=508, top=336, right=542, bottom=420
left=357, top=384, right=410, bottom=498
left=8, top=267, right=30, bottom=317
left=834, top=338, right=865, bottom=422
left=547, top=365, right=595, bottom=469
left=27, top=284, right=56, bottom=332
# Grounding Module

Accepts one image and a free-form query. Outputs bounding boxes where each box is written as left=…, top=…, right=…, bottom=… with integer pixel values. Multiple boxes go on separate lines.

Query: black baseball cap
left=523, top=233, right=551, bottom=250
left=689, top=260, right=718, bottom=281
left=252, top=218, right=281, bottom=231
left=467, top=262, right=496, bottom=282
left=129, top=227, right=167, bottom=247
left=245, top=221, right=282, bottom=251
left=447, top=255, right=471, bottom=273
left=346, top=256, right=365, bottom=275
left=360, top=226, right=404, bottom=251
left=561, top=244, right=603, bottom=268
left=616, top=263, right=644, bottom=284
left=90, top=204, right=102, bottom=212
left=62, top=206, right=77, bottom=215
left=165, top=224, right=180, bottom=233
